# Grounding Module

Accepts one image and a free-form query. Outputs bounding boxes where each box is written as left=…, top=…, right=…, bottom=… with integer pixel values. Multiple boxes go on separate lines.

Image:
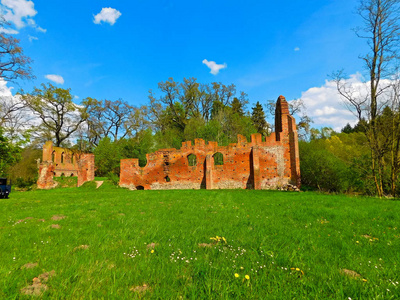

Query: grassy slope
left=0, top=184, right=399, bottom=299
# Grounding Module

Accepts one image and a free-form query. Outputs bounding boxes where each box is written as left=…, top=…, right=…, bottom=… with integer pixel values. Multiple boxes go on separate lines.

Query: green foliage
left=213, top=152, right=224, bottom=165
left=187, top=154, right=197, bottom=166
left=251, top=101, right=269, bottom=136
left=53, top=176, right=78, bottom=188
left=148, top=77, right=255, bottom=148
left=94, top=137, right=123, bottom=176
left=231, top=97, right=244, bottom=116
left=94, top=129, right=157, bottom=176
left=8, top=147, right=41, bottom=188
left=300, top=132, right=374, bottom=194
left=0, top=128, right=22, bottom=177
left=21, top=83, right=87, bottom=147
left=300, top=141, right=356, bottom=192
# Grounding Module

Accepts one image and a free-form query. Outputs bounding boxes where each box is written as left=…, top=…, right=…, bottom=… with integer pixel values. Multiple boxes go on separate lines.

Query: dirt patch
left=21, top=282, right=48, bottom=296
left=146, top=243, right=158, bottom=249
left=20, top=270, right=55, bottom=296
left=130, top=284, right=150, bottom=293
left=341, top=269, right=361, bottom=278
left=15, top=217, right=34, bottom=225
left=74, top=245, right=89, bottom=251
left=21, top=262, right=38, bottom=269
left=198, top=243, right=212, bottom=248
left=38, top=270, right=56, bottom=281
left=95, top=181, right=104, bottom=188
left=51, top=224, right=61, bottom=229
left=362, top=234, right=372, bottom=239
left=51, top=215, right=66, bottom=221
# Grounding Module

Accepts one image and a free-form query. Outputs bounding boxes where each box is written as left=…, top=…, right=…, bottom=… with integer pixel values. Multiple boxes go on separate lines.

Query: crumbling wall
left=120, top=95, right=300, bottom=190
left=37, top=141, right=95, bottom=189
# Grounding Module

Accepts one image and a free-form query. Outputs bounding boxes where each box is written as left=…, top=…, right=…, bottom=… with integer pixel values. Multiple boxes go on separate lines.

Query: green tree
left=93, top=137, right=122, bottom=176
left=231, top=97, right=244, bottom=116
left=251, top=101, right=269, bottom=136
left=8, top=147, right=41, bottom=187
left=22, top=83, right=88, bottom=147
left=0, top=127, right=21, bottom=177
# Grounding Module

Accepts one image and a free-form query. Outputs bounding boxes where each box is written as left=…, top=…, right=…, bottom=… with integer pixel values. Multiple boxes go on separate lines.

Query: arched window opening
left=213, top=152, right=224, bottom=165
left=61, top=152, right=65, bottom=164
left=139, top=157, right=147, bottom=167
left=70, top=173, right=74, bottom=177
left=51, top=151, right=55, bottom=162
left=187, top=154, right=197, bottom=166
left=136, top=186, right=145, bottom=190
left=165, top=176, right=171, bottom=182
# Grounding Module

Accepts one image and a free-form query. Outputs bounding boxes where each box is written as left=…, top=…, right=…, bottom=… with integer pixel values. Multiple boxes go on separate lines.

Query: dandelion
left=151, top=250, right=154, bottom=254
left=235, top=273, right=239, bottom=278
left=240, top=266, right=244, bottom=270
left=245, top=275, right=250, bottom=280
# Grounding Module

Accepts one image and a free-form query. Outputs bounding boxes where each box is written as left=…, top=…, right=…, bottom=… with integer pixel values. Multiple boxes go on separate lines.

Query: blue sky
left=1, top=0, right=368, bottom=130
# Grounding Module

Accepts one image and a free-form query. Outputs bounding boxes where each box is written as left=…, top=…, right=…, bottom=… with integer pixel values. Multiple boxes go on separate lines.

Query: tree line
left=1, top=0, right=400, bottom=197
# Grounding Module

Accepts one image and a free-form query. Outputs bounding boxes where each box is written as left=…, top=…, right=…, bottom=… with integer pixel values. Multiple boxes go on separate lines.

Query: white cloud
left=45, top=74, right=64, bottom=85
left=28, top=34, right=38, bottom=41
left=0, top=78, right=14, bottom=96
left=0, top=27, right=19, bottom=34
left=294, top=47, right=300, bottom=51
left=0, top=0, right=46, bottom=32
left=1, top=0, right=36, bottom=28
left=93, top=7, right=121, bottom=25
left=300, top=74, right=363, bottom=131
left=202, top=59, right=227, bottom=75
left=0, top=79, right=42, bottom=132
left=36, top=26, right=46, bottom=33
left=299, top=72, right=396, bottom=131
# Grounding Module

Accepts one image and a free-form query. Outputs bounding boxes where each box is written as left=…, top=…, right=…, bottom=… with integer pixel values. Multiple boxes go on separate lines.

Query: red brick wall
left=120, top=95, right=301, bottom=190
left=37, top=142, right=95, bottom=189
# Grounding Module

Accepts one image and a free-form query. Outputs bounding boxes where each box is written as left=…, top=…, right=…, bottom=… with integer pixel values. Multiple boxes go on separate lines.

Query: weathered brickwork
left=37, top=141, right=95, bottom=189
left=120, top=96, right=300, bottom=190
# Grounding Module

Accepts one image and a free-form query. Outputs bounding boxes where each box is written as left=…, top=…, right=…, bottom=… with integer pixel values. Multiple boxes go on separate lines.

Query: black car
left=0, top=178, right=11, bottom=199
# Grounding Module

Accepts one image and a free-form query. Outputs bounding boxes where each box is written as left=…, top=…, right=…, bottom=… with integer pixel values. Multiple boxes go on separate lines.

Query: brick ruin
left=37, top=141, right=95, bottom=189
left=119, top=95, right=300, bottom=190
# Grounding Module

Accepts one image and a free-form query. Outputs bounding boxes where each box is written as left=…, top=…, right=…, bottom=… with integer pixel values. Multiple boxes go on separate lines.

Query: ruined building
left=119, top=96, right=300, bottom=190
left=37, top=141, right=95, bottom=189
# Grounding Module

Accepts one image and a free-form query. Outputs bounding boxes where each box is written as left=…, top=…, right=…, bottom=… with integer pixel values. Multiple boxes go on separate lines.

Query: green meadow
left=1, top=182, right=399, bottom=299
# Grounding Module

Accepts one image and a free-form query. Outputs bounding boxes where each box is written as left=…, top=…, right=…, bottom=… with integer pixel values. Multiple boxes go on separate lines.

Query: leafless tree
left=334, top=0, right=400, bottom=197
left=0, top=18, right=34, bottom=82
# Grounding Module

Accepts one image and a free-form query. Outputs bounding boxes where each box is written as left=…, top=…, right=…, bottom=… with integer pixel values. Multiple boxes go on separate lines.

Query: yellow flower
left=151, top=250, right=154, bottom=253
left=296, top=268, right=300, bottom=271
left=245, top=275, right=250, bottom=280
left=240, top=266, right=244, bottom=270
left=234, top=273, right=239, bottom=278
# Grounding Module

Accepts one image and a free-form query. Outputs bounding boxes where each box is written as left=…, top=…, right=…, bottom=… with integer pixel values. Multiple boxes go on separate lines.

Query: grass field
left=1, top=181, right=399, bottom=299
